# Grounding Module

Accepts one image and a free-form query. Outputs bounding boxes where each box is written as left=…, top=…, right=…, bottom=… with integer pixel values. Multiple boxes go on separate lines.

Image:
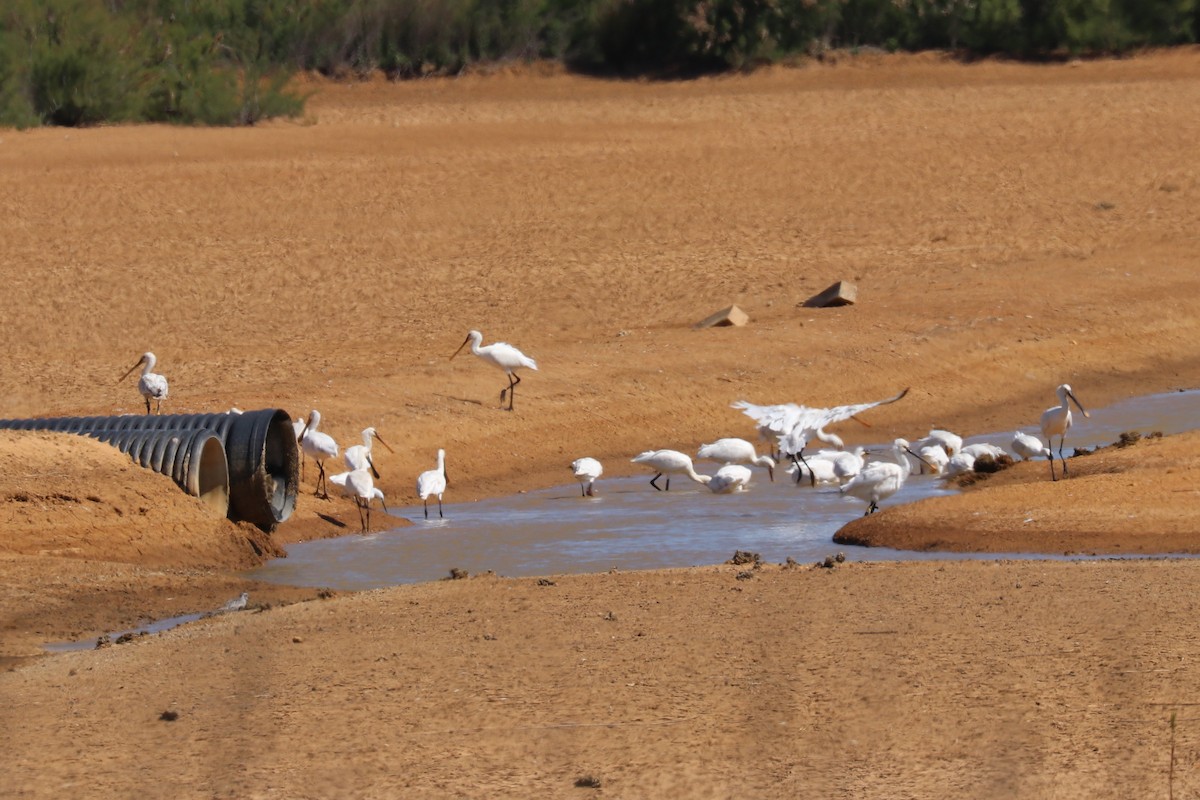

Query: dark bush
left=0, top=0, right=1197, bottom=128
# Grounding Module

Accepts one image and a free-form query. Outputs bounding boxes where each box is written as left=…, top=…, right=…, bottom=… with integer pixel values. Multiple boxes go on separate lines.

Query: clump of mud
left=727, top=550, right=761, bottom=566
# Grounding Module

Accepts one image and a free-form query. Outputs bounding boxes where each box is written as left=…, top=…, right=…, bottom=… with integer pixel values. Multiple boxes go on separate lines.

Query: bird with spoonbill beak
left=734, top=388, right=909, bottom=487
left=417, top=449, right=448, bottom=519
left=840, top=441, right=932, bottom=515
left=344, top=427, right=394, bottom=478
left=119, top=351, right=169, bottom=414
left=1040, top=383, right=1090, bottom=481
left=345, top=467, right=387, bottom=533
left=696, top=438, right=775, bottom=482
left=571, top=457, right=603, bottom=497
left=299, top=410, right=339, bottom=499
left=451, top=330, right=537, bottom=411
left=631, top=449, right=711, bottom=491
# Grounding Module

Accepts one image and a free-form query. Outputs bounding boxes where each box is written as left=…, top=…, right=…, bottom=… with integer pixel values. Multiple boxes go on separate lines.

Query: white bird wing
left=807, top=387, right=910, bottom=430
left=734, top=388, right=908, bottom=435
left=417, top=469, right=446, bottom=497
left=142, top=374, right=168, bottom=399
left=493, top=342, right=538, bottom=371
left=731, top=401, right=813, bottom=434
left=346, top=469, right=373, bottom=497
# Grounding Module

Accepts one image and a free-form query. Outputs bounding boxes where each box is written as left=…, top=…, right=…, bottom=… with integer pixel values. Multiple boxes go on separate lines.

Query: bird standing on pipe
left=119, top=352, right=169, bottom=414
left=451, top=330, right=537, bottom=411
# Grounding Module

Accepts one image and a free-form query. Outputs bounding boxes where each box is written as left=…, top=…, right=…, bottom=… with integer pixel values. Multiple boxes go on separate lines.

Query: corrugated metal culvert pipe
left=0, top=409, right=298, bottom=531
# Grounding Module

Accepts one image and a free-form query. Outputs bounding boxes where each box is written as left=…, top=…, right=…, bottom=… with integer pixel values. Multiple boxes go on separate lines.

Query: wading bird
left=300, top=410, right=339, bottom=498
left=841, top=442, right=931, bottom=515
left=417, top=449, right=447, bottom=518
left=451, top=330, right=538, bottom=411
left=706, top=464, right=753, bottom=494
left=344, top=427, right=394, bottom=478
left=571, top=457, right=603, bottom=497
left=220, top=592, right=248, bottom=613
left=1011, top=430, right=1049, bottom=462
left=631, top=449, right=711, bottom=491
left=733, top=388, right=909, bottom=486
left=696, top=438, right=775, bottom=482
left=344, top=467, right=386, bottom=533
left=914, top=429, right=963, bottom=458
left=1041, top=383, right=1090, bottom=481
left=120, top=352, right=169, bottom=414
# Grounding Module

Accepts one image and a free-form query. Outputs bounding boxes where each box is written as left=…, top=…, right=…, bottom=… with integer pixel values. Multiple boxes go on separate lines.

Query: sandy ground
left=2, top=49, right=1200, bottom=797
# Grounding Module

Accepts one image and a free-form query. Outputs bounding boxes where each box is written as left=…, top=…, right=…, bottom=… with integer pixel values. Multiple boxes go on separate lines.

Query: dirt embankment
left=3, top=49, right=1200, bottom=798
left=835, top=429, right=1200, bottom=554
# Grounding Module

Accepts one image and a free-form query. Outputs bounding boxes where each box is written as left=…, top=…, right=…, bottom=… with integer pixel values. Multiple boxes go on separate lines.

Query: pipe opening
left=263, top=412, right=299, bottom=524
left=194, top=435, right=230, bottom=517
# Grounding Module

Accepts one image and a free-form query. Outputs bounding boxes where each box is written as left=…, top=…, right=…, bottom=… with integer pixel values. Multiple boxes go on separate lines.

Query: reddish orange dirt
left=2, top=50, right=1200, bottom=797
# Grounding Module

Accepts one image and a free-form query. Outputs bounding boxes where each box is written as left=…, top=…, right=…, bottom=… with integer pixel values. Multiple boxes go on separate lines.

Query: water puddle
left=44, top=611, right=207, bottom=653
left=244, top=388, right=1200, bottom=591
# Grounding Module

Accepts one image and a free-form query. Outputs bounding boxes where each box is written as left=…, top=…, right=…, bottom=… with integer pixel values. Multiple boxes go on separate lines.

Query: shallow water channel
left=247, top=388, right=1200, bottom=592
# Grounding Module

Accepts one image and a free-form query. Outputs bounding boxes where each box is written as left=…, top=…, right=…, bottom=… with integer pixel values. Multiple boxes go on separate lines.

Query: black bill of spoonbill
left=732, top=387, right=909, bottom=486
left=696, top=438, right=775, bottom=482
left=119, top=351, right=169, bottom=414
left=451, top=330, right=538, bottom=411
left=1040, top=383, right=1091, bottom=481
left=570, top=457, right=603, bottom=497
left=417, top=448, right=448, bottom=518
left=300, top=410, right=339, bottom=499
left=631, top=449, right=711, bottom=491
left=1011, top=431, right=1049, bottom=461
left=841, top=442, right=931, bottom=515
left=344, top=427, right=395, bottom=477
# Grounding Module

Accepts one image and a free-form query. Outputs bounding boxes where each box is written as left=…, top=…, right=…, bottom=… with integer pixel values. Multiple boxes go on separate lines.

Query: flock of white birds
left=121, top=341, right=1090, bottom=530
left=613, top=382, right=1090, bottom=516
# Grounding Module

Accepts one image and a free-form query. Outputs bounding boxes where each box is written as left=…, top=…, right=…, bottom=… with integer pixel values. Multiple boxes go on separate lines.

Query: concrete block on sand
left=694, top=304, right=749, bottom=329
left=803, top=281, right=857, bottom=308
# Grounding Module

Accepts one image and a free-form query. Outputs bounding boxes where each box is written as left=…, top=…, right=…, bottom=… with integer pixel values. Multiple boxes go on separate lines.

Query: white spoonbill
left=451, top=330, right=538, bottom=411
left=417, top=449, right=448, bottom=518
left=943, top=452, right=976, bottom=478
left=344, top=467, right=386, bottom=533
left=344, top=427, right=395, bottom=477
left=787, top=456, right=838, bottom=485
left=119, top=352, right=169, bottom=415
left=960, top=442, right=1007, bottom=460
left=917, top=444, right=949, bottom=474
left=915, top=429, right=963, bottom=457
left=1040, top=383, right=1090, bottom=481
left=706, top=464, right=753, bottom=494
left=796, top=447, right=866, bottom=484
left=631, top=449, right=711, bottom=491
left=329, top=469, right=386, bottom=506
left=733, top=388, right=909, bottom=486
left=824, top=446, right=866, bottom=484
left=696, top=438, right=775, bottom=482
left=571, top=457, right=603, bottom=497
left=300, top=409, right=339, bottom=499
left=1011, top=430, right=1049, bottom=462
left=841, top=442, right=931, bottom=515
